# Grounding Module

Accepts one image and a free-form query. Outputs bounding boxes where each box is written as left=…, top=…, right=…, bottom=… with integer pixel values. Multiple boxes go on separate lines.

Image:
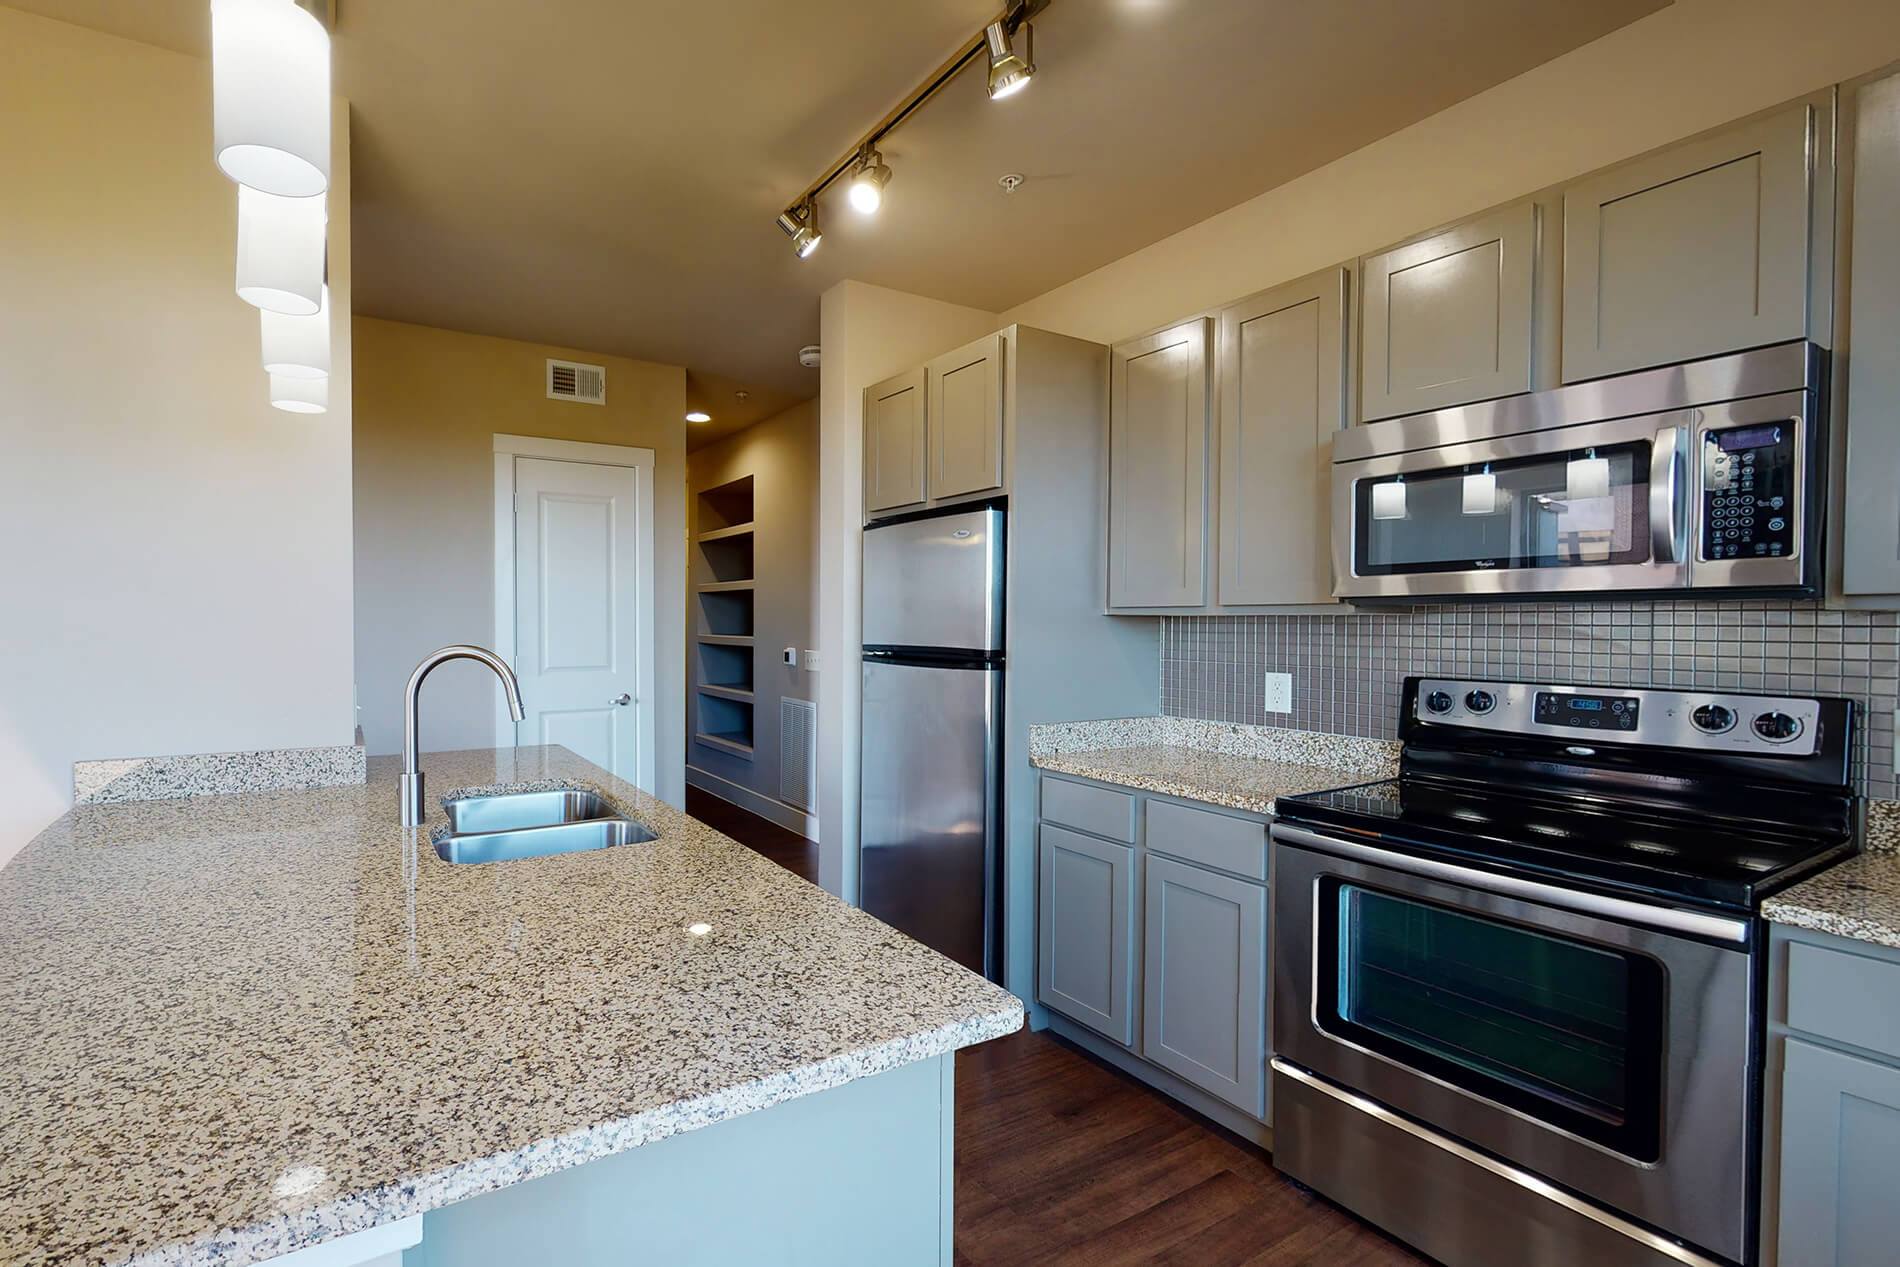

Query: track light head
left=776, top=203, right=822, bottom=259
left=848, top=150, right=892, bottom=215
left=985, top=20, right=1035, bottom=100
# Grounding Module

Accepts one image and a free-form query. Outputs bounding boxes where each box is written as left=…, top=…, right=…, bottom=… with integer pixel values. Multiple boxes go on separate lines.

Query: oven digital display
left=1534, top=691, right=1639, bottom=731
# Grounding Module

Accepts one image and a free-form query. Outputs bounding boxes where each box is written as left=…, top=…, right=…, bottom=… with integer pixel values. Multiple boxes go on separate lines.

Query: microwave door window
left=1356, top=443, right=1651, bottom=576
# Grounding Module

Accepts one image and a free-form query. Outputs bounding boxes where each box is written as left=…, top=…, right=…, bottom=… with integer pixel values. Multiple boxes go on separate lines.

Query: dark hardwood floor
left=956, top=1029, right=1431, bottom=1266
left=683, top=786, right=819, bottom=882
left=693, top=787, right=1429, bottom=1265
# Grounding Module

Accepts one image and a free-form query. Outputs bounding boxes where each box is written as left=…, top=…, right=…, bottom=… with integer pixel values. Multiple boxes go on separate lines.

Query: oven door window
left=1355, top=441, right=1651, bottom=576
left=1324, top=882, right=1664, bottom=1160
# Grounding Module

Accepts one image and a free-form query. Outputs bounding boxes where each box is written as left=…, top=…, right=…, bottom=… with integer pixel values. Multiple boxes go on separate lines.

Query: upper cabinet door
left=1563, top=104, right=1816, bottom=382
left=1108, top=320, right=1210, bottom=609
left=1843, top=70, right=1900, bottom=597
left=1358, top=203, right=1541, bottom=421
left=1216, top=268, right=1348, bottom=607
left=927, top=332, right=1005, bottom=503
left=863, top=367, right=927, bottom=516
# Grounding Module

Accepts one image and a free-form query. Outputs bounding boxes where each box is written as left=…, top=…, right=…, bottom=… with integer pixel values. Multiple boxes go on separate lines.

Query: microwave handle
left=1649, top=424, right=1687, bottom=564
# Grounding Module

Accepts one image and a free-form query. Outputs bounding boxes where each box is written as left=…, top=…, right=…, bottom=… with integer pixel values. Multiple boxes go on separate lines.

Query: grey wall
left=1162, top=602, right=1900, bottom=797
left=686, top=400, right=819, bottom=813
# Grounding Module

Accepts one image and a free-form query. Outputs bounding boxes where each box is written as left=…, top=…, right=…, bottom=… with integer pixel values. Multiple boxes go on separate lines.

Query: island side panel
left=403, top=1053, right=955, bottom=1267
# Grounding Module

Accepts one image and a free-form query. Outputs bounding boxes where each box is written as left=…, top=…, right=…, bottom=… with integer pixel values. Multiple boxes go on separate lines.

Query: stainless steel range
left=1270, top=677, right=1856, bottom=1267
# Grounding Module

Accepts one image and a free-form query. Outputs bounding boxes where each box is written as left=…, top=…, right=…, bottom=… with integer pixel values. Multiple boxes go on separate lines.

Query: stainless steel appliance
left=1271, top=677, right=1856, bottom=1267
left=1331, top=341, right=1826, bottom=601
left=859, top=505, right=1005, bottom=978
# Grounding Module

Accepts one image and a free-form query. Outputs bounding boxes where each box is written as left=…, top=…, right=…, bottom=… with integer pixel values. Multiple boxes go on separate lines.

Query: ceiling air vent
left=546, top=358, right=606, bottom=405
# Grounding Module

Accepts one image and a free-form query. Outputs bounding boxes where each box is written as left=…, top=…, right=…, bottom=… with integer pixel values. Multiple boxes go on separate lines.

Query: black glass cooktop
left=1274, top=776, right=1854, bottom=912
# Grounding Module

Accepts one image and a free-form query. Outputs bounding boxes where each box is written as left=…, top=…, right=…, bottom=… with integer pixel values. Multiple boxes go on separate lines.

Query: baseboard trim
left=1045, top=1013, right=1274, bottom=1151
left=684, top=766, right=818, bottom=840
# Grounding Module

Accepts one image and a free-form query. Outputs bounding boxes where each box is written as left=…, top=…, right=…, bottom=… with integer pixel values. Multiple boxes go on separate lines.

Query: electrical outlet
left=782, top=647, right=798, bottom=667
left=1265, top=672, right=1294, bottom=714
left=805, top=650, right=822, bottom=674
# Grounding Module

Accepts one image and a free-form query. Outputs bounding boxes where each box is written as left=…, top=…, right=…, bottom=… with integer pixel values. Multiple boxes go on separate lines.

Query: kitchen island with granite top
left=0, top=746, right=1023, bottom=1267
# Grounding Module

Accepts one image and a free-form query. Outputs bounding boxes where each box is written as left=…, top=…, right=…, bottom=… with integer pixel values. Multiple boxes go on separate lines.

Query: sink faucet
left=399, top=644, right=525, bottom=827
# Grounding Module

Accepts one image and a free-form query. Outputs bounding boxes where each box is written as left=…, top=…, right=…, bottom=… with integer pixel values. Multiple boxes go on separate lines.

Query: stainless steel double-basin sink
left=433, top=788, right=654, bottom=864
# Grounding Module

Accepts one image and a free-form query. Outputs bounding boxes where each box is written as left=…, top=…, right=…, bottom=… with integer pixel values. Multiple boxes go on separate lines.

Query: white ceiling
left=11, top=0, right=1664, bottom=408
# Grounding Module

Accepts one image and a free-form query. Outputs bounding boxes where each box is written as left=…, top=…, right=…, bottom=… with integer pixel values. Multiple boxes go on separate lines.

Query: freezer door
left=861, top=507, right=1004, bottom=652
left=859, top=657, right=1000, bottom=977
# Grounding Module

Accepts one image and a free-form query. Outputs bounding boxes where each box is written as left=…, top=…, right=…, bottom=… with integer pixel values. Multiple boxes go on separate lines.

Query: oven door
left=1271, top=825, right=1755, bottom=1263
left=1332, top=410, right=1690, bottom=600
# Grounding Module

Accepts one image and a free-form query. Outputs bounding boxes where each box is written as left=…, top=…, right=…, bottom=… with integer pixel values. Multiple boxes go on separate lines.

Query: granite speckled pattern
left=1862, top=797, right=1900, bottom=854
left=1031, top=743, right=1380, bottom=816
left=0, top=746, right=1022, bottom=1267
left=72, top=744, right=367, bottom=805
left=1028, top=716, right=1397, bottom=777
left=1764, top=849, right=1900, bottom=950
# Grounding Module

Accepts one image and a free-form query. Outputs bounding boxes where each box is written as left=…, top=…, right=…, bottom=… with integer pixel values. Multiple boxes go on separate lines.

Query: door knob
left=611, top=693, right=632, bottom=706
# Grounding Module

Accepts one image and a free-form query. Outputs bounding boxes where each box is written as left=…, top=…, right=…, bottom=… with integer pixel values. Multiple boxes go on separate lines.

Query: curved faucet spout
left=398, top=644, right=525, bottom=827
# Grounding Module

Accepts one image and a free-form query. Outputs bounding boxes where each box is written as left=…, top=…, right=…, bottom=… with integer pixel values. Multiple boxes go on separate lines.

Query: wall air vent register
left=545, top=358, right=607, bottom=405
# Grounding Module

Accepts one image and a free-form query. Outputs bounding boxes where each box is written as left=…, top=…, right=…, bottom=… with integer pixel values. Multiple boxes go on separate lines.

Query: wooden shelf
left=697, top=683, right=754, bottom=703
left=695, top=732, right=755, bottom=759
left=696, top=580, right=756, bottom=594
left=696, top=634, right=755, bottom=647
left=697, top=522, right=756, bottom=543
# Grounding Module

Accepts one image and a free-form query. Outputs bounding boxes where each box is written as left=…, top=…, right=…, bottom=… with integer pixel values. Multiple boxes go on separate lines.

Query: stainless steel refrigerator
left=860, top=505, right=1004, bottom=979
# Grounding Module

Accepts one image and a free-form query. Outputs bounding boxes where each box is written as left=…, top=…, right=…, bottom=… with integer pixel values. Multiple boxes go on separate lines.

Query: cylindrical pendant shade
left=270, top=371, right=328, bottom=414
left=236, top=185, right=326, bottom=315
left=213, top=0, right=332, bottom=197
left=261, top=284, right=330, bottom=379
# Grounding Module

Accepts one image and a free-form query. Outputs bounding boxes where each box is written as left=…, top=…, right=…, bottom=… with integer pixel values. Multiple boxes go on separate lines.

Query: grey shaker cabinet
left=1037, top=823, right=1137, bottom=1046
left=1357, top=202, right=1546, bottom=421
left=1141, top=855, right=1268, bottom=1116
left=1841, top=69, right=1900, bottom=597
left=1215, top=268, right=1349, bottom=607
left=1774, top=1038, right=1900, bottom=1266
left=1107, top=319, right=1210, bottom=609
left=1562, top=103, right=1819, bottom=382
left=926, top=332, right=1005, bottom=503
left=863, top=367, right=927, bottom=515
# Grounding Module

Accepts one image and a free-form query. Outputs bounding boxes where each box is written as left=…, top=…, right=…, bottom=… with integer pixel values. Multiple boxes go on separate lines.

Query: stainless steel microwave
left=1331, top=342, right=1826, bottom=602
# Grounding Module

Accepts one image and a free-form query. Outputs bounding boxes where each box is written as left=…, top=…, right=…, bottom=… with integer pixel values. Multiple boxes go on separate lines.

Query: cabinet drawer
left=1786, top=940, right=1900, bottom=1058
left=1144, top=799, right=1267, bottom=881
left=1040, top=776, right=1135, bottom=843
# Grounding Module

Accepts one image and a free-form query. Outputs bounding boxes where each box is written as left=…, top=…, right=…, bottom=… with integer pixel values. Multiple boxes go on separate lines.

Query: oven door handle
left=1269, top=823, right=1750, bottom=943
left=1649, top=422, right=1687, bottom=565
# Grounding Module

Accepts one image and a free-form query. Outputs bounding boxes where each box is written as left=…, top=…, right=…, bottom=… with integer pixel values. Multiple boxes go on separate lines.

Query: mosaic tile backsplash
left=1160, top=601, right=1900, bottom=798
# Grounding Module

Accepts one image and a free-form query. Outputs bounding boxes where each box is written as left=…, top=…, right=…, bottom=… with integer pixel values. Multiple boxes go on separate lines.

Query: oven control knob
left=1691, top=704, right=1736, bottom=734
left=1424, top=691, right=1454, bottom=715
left=1752, top=711, right=1803, bottom=743
left=1465, top=690, right=1497, bottom=715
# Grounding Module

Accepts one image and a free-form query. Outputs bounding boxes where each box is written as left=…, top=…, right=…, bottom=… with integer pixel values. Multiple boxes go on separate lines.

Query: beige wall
left=351, top=317, right=688, bottom=805
left=1002, top=0, right=1900, bottom=345
left=686, top=400, right=819, bottom=820
left=815, top=281, right=999, bottom=899
left=0, top=9, right=356, bottom=866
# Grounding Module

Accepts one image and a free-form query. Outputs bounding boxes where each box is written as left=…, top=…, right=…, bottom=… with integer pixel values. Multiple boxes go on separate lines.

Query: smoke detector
left=798, top=345, right=821, bottom=369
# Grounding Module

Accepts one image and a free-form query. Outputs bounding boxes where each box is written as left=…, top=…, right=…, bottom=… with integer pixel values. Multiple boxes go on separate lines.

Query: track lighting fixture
left=773, top=1, right=1050, bottom=256
left=848, top=150, right=892, bottom=215
left=984, top=20, right=1035, bottom=100
left=777, top=203, right=822, bottom=258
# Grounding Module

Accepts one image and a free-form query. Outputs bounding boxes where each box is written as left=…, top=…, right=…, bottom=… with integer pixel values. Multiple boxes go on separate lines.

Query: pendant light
left=235, top=184, right=326, bottom=315
left=1461, top=465, right=1497, bottom=515
left=1567, top=448, right=1612, bottom=501
left=985, top=20, right=1036, bottom=100
left=1372, top=477, right=1408, bottom=521
left=212, top=0, right=333, bottom=197
left=261, top=284, right=330, bottom=379
left=270, top=372, right=328, bottom=414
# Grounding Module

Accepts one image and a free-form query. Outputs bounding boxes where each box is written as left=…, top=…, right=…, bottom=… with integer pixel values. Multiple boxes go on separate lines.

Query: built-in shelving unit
left=694, top=476, right=756, bottom=758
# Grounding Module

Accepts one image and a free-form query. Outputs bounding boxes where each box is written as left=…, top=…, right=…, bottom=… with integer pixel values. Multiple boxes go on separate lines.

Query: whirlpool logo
left=1474, top=559, right=1498, bottom=568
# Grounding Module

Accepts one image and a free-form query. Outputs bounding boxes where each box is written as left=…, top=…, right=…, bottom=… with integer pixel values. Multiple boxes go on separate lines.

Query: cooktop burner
left=1274, top=676, right=1859, bottom=913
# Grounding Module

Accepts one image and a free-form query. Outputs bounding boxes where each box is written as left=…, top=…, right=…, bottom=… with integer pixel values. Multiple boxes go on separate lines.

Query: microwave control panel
left=1701, top=422, right=1796, bottom=562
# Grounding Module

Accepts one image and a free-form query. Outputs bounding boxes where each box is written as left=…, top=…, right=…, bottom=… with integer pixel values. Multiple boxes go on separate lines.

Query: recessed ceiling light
left=985, top=20, right=1035, bottom=100
left=686, top=411, right=711, bottom=423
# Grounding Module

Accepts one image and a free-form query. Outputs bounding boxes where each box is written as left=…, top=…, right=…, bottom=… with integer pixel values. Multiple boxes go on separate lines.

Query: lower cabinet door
left=1038, top=824, right=1136, bottom=1045
left=1776, top=1037, right=1900, bottom=1267
left=1141, top=855, right=1267, bottom=1116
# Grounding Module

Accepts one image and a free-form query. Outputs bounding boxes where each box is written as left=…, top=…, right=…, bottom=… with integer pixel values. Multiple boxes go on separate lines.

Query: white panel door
left=513, top=457, right=644, bottom=785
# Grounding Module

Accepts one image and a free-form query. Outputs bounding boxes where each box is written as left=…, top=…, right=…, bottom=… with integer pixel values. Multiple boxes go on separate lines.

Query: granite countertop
left=0, top=747, right=1023, bottom=1267
left=1030, top=743, right=1380, bottom=815
left=1763, top=848, right=1900, bottom=951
